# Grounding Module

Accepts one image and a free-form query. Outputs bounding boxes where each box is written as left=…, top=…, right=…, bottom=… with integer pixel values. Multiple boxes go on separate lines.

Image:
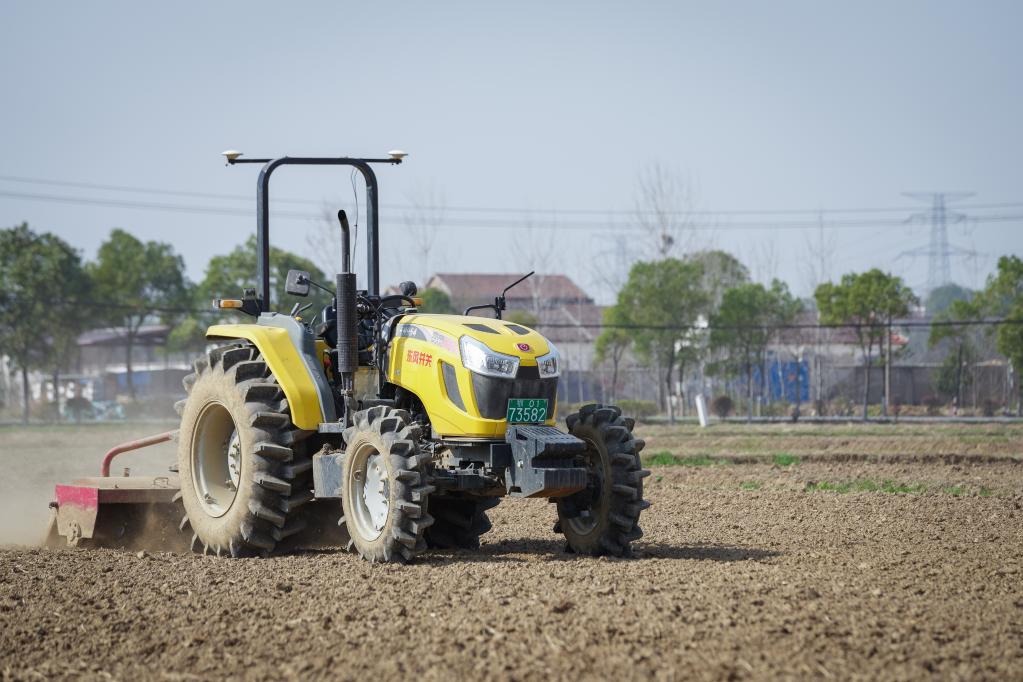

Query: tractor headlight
left=459, top=336, right=519, bottom=378
left=536, top=342, right=561, bottom=378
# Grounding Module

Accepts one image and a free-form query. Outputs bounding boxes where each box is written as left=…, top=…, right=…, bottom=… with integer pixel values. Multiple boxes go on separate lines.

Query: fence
left=551, top=319, right=1020, bottom=418
left=4, top=316, right=1019, bottom=421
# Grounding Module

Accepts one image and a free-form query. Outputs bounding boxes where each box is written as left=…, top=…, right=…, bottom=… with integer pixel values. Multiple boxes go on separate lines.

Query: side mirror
left=285, top=270, right=310, bottom=297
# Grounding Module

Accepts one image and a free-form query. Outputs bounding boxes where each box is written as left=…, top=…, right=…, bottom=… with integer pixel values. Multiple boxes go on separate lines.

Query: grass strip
left=644, top=452, right=725, bottom=467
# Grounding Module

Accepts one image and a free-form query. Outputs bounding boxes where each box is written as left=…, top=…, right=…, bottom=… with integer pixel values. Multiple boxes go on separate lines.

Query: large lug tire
left=555, top=404, right=650, bottom=557
left=425, top=495, right=499, bottom=550
left=176, top=343, right=313, bottom=558
left=340, top=406, right=435, bottom=563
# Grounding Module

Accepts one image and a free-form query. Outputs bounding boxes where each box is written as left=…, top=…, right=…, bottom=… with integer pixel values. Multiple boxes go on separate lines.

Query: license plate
left=506, top=398, right=549, bottom=424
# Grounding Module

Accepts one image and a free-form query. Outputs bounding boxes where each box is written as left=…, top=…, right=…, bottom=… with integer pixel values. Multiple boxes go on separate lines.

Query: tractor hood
left=387, top=313, right=559, bottom=438
left=396, top=314, right=552, bottom=364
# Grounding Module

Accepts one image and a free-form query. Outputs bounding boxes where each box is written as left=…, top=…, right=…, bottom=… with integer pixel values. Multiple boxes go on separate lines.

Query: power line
left=48, top=296, right=1023, bottom=333
left=0, top=174, right=318, bottom=206
left=3, top=188, right=1023, bottom=232
left=0, top=189, right=315, bottom=219
left=3, top=173, right=1023, bottom=217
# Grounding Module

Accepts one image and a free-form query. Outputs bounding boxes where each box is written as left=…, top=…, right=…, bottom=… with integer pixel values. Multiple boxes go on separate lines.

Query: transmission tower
left=897, top=192, right=977, bottom=294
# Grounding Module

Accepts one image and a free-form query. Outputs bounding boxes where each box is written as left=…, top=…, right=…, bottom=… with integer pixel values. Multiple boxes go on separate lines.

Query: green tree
left=684, top=250, right=750, bottom=309
left=979, top=256, right=1023, bottom=414
left=984, top=255, right=1023, bottom=308
left=815, top=269, right=916, bottom=420
left=0, top=224, right=91, bottom=422
left=929, top=297, right=982, bottom=408
left=683, top=250, right=749, bottom=400
left=772, top=283, right=807, bottom=416
left=594, top=305, right=632, bottom=403
left=615, top=258, right=709, bottom=423
left=165, top=316, right=210, bottom=354
left=934, top=342, right=977, bottom=404
left=710, top=280, right=802, bottom=422
left=417, top=288, right=455, bottom=314
left=925, top=283, right=972, bottom=316
left=88, top=229, right=191, bottom=400
left=199, top=235, right=329, bottom=315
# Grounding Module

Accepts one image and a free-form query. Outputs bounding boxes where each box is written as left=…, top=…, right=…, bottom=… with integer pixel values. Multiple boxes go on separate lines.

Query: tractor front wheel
left=555, top=404, right=650, bottom=557
left=340, top=406, right=435, bottom=563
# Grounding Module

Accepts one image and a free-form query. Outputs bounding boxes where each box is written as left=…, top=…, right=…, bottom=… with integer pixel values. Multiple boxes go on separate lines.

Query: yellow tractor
left=48, top=152, right=650, bottom=562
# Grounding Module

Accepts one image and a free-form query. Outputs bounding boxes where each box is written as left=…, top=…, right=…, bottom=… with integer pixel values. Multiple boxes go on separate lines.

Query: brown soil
left=2, top=445, right=1022, bottom=680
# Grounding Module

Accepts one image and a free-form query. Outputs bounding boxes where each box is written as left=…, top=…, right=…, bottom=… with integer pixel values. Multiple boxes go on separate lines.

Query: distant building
left=1, top=324, right=192, bottom=417
left=425, top=273, right=591, bottom=311
left=76, top=325, right=191, bottom=401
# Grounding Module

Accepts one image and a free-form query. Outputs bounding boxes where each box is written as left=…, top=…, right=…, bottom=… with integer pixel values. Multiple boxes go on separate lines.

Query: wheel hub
left=363, top=453, right=390, bottom=532
left=350, top=445, right=390, bottom=541
left=227, top=430, right=242, bottom=490
left=191, top=402, right=240, bottom=517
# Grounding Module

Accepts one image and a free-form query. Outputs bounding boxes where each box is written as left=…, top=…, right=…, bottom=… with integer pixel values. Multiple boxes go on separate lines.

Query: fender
left=206, top=318, right=335, bottom=430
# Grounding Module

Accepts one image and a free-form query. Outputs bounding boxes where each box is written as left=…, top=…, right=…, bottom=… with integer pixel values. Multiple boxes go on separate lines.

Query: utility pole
left=813, top=212, right=827, bottom=416
left=884, top=316, right=892, bottom=416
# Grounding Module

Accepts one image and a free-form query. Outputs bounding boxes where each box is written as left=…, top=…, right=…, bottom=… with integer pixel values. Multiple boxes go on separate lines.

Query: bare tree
left=305, top=202, right=349, bottom=278
left=746, top=238, right=780, bottom=285
left=512, top=214, right=559, bottom=320
left=802, top=213, right=838, bottom=294
left=634, top=162, right=696, bottom=259
left=402, top=182, right=447, bottom=284
left=590, top=221, right=636, bottom=304
left=589, top=165, right=703, bottom=298
left=304, top=182, right=449, bottom=291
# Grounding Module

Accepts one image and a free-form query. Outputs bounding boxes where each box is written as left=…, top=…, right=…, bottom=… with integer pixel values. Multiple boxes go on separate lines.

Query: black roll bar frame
left=228, top=155, right=403, bottom=310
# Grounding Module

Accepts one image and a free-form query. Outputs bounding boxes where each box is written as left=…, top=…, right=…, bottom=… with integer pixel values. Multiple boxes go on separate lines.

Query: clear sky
left=1, top=1, right=1020, bottom=304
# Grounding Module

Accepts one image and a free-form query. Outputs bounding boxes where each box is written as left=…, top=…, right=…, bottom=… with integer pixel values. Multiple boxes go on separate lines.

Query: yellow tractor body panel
left=386, top=314, right=557, bottom=438
left=206, top=324, right=324, bottom=430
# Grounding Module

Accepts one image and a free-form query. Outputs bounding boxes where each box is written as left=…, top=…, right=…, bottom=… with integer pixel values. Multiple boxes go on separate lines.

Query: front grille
left=470, top=366, right=558, bottom=419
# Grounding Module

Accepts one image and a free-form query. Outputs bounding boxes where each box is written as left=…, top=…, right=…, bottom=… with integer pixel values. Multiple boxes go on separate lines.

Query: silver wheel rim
left=191, top=402, right=240, bottom=517
left=350, top=444, right=389, bottom=541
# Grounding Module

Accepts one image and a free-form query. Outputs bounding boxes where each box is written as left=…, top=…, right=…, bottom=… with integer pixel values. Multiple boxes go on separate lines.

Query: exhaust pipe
left=335, top=210, right=358, bottom=423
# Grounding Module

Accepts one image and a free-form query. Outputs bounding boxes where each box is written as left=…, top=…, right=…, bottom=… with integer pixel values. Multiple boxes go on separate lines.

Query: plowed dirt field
left=1, top=422, right=1021, bottom=680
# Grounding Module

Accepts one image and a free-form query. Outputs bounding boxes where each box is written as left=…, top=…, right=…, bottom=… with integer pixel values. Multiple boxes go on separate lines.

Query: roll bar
left=227, top=155, right=403, bottom=310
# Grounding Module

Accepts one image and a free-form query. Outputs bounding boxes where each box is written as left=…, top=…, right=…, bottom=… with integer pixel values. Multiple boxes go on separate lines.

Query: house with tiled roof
left=425, top=273, right=590, bottom=311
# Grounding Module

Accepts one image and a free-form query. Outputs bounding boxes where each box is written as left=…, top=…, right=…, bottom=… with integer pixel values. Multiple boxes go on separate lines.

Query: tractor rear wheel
left=555, top=404, right=650, bottom=557
left=425, top=495, right=499, bottom=550
left=340, top=406, right=435, bottom=563
left=176, top=343, right=313, bottom=557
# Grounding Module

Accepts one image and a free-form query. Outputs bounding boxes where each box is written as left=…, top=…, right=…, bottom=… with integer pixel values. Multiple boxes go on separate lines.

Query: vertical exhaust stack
left=335, top=210, right=358, bottom=423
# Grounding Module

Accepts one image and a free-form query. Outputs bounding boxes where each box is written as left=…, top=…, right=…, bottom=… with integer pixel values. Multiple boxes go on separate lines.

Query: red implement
left=47, top=431, right=184, bottom=550
left=101, top=431, right=176, bottom=477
